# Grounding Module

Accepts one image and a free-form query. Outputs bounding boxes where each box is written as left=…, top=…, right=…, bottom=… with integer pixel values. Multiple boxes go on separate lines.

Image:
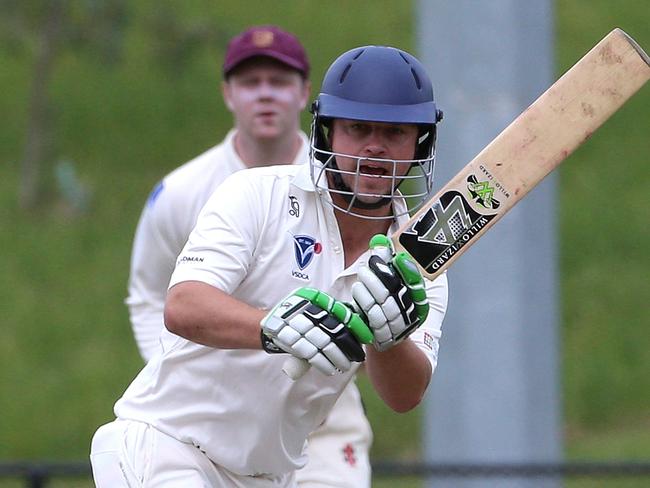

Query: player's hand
left=261, top=287, right=373, bottom=376
left=352, top=234, right=429, bottom=352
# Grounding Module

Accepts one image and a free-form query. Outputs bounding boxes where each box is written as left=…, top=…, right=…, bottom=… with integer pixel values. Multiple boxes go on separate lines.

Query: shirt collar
left=291, top=161, right=317, bottom=192
left=227, top=129, right=309, bottom=169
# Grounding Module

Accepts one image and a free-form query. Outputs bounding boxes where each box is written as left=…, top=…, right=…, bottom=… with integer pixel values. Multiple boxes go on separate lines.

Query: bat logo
left=413, top=195, right=473, bottom=245
left=399, top=190, right=497, bottom=273
left=467, top=175, right=500, bottom=209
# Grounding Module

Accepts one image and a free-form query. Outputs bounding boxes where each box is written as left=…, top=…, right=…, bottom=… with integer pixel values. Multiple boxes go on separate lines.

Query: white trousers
left=295, top=380, right=373, bottom=488
left=90, top=419, right=295, bottom=488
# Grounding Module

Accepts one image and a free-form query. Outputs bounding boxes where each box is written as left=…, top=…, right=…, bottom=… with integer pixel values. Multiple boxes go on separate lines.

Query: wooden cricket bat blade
left=394, top=28, right=650, bottom=280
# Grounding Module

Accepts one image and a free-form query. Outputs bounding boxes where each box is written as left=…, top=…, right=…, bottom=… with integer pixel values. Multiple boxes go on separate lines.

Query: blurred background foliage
left=0, top=0, right=648, bottom=478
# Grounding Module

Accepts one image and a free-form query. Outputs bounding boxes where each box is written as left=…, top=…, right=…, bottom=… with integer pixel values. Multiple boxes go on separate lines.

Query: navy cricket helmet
left=310, top=45, right=443, bottom=219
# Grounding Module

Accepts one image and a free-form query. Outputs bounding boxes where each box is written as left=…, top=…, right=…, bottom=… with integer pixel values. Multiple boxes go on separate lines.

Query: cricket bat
left=283, top=27, right=650, bottom=380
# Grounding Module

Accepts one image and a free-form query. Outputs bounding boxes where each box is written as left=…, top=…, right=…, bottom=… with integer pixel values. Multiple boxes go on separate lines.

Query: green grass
left=0, top=0, right=649, bottom=480
left=556, top=0, right=650, bottom=433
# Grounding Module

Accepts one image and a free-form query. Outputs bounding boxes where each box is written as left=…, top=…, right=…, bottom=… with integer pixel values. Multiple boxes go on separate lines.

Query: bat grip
left=282, top=356, right=311, bottom=380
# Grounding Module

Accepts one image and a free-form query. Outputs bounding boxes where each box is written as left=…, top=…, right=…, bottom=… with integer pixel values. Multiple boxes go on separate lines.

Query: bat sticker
left=467, top=174, right=501, bottom=209
left=398, top=190, right=497, bottom=274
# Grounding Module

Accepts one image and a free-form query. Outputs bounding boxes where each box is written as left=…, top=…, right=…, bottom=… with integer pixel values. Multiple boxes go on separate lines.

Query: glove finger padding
left=352, top=234, right=429, bottom=352
left=261, top=288, right=372, bottom=376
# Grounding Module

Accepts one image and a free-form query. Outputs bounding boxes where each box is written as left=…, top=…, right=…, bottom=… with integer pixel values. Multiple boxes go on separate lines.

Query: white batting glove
left=261, top=287, right=373, bottom=376
left=352, top=234, right=429, bottom=352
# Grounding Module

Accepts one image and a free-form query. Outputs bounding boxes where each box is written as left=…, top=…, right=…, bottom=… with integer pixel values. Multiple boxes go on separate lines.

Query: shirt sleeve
left=125, top=181, right=190, bottom=362
left=408, top=271, right=449, bottom=371
left=169, top=171, right=262, bottom=294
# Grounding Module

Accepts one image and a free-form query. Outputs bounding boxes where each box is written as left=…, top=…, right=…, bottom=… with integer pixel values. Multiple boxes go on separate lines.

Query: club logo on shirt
left=292, top=235, right=322, bottom=280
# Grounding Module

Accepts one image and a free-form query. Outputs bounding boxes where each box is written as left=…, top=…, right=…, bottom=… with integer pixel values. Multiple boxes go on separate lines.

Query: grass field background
left=1, top=1, right=648, bottom=486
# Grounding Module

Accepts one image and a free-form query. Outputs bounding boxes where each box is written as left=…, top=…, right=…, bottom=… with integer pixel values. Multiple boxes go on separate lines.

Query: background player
left=93, top=44, right=448, bottom=487
left=124, top=26, right=372, bottom=487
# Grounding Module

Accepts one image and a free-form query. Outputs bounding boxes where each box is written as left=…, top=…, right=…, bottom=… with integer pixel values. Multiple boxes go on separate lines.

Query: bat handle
left=282, top=356, right=310, bottom=380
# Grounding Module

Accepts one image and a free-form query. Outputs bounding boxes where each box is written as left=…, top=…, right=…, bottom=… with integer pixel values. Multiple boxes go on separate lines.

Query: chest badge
left=293, top=235, right=322, bottom=270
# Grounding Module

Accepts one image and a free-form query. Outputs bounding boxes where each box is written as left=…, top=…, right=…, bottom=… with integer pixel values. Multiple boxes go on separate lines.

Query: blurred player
left=124, top=26, right=372, bottom=487
left=93, top=44, right=448, bottom=487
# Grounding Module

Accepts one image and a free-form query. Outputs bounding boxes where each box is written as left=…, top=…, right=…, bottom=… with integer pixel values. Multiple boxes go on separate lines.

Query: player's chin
left=357, top=180, right=394, bottom=198
left=354, top=192, right=391, bottom=207
left=251, top=126, right=283, bottom=140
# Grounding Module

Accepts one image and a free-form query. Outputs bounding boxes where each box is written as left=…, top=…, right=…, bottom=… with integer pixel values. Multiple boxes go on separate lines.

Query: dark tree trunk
left=19, top=1, right=64, bottom=209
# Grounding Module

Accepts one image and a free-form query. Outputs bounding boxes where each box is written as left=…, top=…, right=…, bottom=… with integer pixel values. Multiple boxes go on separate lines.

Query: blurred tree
left=0, top=0, right=128, bottom=210
left=0, top=0, right=229, bottom=210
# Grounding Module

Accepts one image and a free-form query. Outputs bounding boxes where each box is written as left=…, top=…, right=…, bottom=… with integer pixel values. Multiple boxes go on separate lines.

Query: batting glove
left=261, top=287, right=374, bottom=376
left=352, top=234, right=429, bottom=352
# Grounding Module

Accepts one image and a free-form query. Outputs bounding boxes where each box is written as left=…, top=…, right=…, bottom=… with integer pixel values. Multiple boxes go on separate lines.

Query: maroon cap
left=223, top=25, right=309, bottom=78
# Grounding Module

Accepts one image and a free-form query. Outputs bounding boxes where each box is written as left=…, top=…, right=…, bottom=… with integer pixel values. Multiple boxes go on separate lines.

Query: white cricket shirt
left=115, top=163, right=448, bottom=477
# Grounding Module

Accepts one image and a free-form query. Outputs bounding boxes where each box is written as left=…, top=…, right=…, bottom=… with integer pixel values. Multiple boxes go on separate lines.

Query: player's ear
left=325, top=119, right=336, bottom=146
left=222, top=80, right=235, bottom=112
left=299, top=79, right=311, bottom=111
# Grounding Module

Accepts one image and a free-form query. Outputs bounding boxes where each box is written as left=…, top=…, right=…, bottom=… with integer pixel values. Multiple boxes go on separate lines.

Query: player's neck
left=335, top=208, right=393, bottom=268
left=234, top=130, right=301, bottom=167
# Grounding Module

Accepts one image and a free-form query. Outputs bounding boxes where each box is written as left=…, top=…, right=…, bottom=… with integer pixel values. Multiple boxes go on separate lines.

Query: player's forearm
left=365, top=339, right=432, bottom=413
left=164, top=280, right=265, bottom=350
